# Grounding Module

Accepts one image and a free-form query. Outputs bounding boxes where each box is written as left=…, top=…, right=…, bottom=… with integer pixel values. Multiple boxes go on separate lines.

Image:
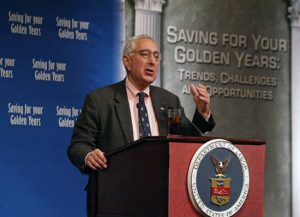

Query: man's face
left=123, top=38, right=160, bottom=90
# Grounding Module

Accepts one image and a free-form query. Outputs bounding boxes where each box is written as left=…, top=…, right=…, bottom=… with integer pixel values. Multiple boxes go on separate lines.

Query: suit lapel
left=150, top=86, right=169, bottom=136
left=114, top=81, right=133, bottom=144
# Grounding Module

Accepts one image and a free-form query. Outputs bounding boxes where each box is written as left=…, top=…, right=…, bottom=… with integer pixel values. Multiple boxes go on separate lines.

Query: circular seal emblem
left=187, top=139, right=250, bottom=217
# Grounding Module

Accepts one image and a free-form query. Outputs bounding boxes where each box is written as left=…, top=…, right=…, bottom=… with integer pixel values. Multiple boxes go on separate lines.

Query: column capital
left=289, top=0, right=300, bottom=27
left=134, top=0, right=166, bottom=13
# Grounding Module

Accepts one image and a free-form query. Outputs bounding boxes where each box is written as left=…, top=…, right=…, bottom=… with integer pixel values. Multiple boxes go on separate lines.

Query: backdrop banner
left=0, top=1, right=122, bottom=217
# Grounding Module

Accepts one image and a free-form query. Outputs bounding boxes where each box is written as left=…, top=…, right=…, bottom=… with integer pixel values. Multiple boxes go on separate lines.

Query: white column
left=134, top=0, right=166, bottom=86
left=289, top=1, right=300, bottom=216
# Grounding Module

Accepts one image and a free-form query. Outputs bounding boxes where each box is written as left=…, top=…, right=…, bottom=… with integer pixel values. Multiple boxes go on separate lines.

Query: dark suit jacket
left=67, top=80, right=215, bottom=173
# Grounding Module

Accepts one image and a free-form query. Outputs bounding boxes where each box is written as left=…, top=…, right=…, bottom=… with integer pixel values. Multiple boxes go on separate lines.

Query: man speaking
left=67, top=35, right=215, bottom=216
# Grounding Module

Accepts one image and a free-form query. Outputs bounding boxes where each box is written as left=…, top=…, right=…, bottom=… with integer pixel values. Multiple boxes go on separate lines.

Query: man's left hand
left=190, top=83, right=211, bottom=120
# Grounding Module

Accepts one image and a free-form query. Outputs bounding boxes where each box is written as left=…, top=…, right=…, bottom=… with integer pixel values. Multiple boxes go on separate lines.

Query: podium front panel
left=168, top=141, right=265, bottom=217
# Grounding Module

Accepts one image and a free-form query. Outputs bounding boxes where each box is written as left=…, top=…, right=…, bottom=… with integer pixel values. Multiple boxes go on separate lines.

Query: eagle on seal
left=211, top=156, right=231, bottom=178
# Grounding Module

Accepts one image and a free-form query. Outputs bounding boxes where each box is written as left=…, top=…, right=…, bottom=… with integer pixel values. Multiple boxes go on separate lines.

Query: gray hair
left=122, top=35, right=158, bottom=56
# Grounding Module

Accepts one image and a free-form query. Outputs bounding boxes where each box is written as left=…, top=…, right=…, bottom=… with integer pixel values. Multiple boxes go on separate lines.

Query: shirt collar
left=125, top=77, right=150, bottom=97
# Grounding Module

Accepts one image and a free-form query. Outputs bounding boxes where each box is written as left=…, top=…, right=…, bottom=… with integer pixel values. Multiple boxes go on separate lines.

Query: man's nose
left=148, top=54, right=156, bottom=64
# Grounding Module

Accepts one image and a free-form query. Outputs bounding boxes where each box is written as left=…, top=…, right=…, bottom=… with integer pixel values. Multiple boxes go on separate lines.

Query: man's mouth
left=145, top=68, right=154, bottom=74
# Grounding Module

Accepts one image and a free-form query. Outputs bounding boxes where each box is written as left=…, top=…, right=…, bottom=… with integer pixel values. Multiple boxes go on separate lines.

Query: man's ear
left=122, top=55, right=131, bottom=71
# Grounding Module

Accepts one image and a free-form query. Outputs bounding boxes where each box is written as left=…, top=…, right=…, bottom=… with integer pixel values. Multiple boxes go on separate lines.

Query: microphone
left=181, top=114, right=202, bottom=136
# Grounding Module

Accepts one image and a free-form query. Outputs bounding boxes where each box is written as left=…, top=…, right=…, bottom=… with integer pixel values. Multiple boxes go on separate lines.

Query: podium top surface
left=107, top=136, right=265, bottom=156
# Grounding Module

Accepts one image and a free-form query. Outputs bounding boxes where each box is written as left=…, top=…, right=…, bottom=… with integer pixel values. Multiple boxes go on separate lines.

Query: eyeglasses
left=130, top=49, right=161, bottom=62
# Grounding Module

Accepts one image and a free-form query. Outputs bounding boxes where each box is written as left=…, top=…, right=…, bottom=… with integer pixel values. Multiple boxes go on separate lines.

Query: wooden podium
left=90, top=136, right=265, bottom=217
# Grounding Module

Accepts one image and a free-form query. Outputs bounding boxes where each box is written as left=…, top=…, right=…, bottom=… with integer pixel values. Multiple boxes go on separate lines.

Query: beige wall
left=125, top=0, right=291, bottom=216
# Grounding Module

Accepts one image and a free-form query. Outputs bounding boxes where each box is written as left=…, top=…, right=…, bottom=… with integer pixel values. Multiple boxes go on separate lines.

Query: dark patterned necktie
left=137, top=92, right=152, bottom=138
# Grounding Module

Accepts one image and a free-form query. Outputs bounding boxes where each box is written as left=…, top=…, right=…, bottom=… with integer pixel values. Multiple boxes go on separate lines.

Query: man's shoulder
left=88, top=80, right=125, bottom=97
left=150, top=85, right=178, bottom=98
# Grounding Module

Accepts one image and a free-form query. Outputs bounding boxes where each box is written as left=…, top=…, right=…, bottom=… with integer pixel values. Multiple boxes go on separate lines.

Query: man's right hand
left=85, top=149, right=107, bottom=170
